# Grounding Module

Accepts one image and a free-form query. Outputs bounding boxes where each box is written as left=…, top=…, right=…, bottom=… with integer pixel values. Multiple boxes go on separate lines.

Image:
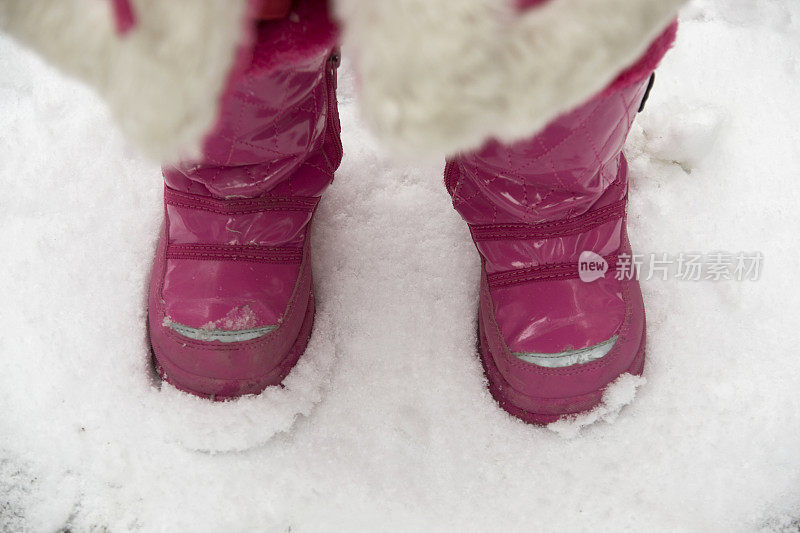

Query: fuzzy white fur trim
left=0, top=0, right=250, bottom=162
left=336, top=0, right=686, bottom=158
left=1, top=0, right=686, bottom=163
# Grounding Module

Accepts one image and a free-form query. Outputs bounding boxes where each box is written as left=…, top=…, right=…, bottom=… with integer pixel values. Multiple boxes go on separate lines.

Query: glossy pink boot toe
left=148, top=3, right=341, bottom=399
left=148, top=192, right=320, bottom=399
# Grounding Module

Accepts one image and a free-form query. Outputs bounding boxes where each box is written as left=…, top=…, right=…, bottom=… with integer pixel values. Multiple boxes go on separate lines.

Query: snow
left=1, top=0, right=800, bottom=530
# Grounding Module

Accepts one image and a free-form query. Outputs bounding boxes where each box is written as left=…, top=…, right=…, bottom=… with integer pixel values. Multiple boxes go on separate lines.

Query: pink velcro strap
left=487, top=254, right=619, bottom=288
left=164, top=187, right=319, bottom=215
left=469, top=198, right=626, bottom=242
left=166, top=243, right=303, bottom=264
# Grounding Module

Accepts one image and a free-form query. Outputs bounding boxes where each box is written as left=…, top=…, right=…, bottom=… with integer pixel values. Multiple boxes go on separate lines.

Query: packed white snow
left=1, top=0, right=799, bottom=530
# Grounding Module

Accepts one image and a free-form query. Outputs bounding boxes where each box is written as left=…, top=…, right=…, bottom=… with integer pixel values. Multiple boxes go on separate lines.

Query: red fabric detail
left=606, top=20, right=679, bottom=91
left=258, top=0, right=293, bottom=20
left=249, top=0, right=339, bottom=74
left=110, top=0, right=137, bottom=36
left=516, top=0, right=550, bottom=9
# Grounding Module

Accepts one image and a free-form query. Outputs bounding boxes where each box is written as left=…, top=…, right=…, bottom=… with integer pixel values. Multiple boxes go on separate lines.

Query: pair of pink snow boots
left=148, top=5, right=676, bottom=424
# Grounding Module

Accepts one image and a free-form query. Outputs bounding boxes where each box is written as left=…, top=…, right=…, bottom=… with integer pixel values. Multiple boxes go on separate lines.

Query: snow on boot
left=445, top=48, right=671, bottom=424
left=148, top=6, right=341, bottom=399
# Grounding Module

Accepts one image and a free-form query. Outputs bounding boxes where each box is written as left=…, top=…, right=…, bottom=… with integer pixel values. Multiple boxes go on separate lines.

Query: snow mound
left=152, top=307, right=337, bottom=453
left=547, top=374, right=647, bottom=438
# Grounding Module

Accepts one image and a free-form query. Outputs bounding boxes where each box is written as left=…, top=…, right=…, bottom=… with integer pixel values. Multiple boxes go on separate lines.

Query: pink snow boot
left=445, top=32, right=675, bottom=424
left=148, top=4, right=341, bottom=399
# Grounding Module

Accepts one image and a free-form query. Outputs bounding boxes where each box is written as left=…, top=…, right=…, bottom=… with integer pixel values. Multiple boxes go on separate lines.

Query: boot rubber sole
left=478, top=314, right=646, bottom=425
left=153, top=292, right=316, bottom=401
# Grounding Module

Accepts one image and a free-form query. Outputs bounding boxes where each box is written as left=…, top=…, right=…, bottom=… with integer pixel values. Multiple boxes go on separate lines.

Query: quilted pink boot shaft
left=447, top=26, right=676, bottom=423
left=447, top=81, right=647, bottom=357
left=149, top=2, right=341, bottom=399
